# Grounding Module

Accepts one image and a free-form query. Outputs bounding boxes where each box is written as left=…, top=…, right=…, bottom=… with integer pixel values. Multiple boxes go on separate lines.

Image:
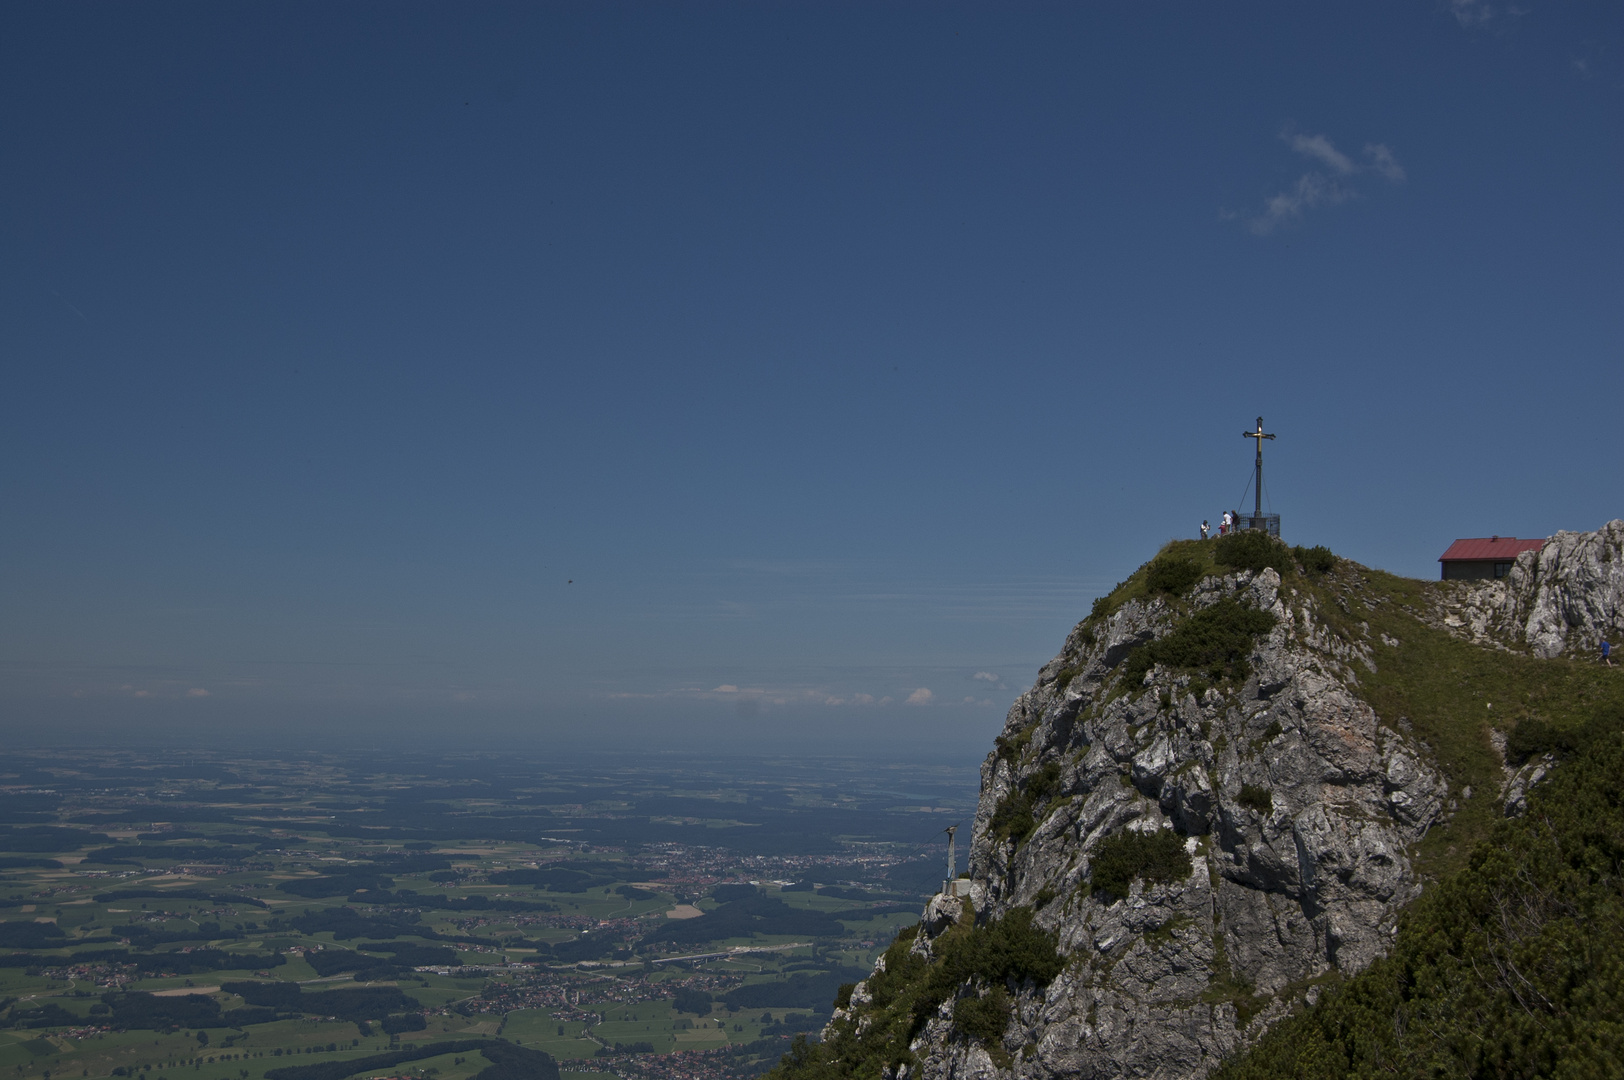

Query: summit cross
left=1242, top=416, right=1275, bottom=522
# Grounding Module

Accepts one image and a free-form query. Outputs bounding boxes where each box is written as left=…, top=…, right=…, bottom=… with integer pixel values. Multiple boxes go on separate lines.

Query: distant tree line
left=0, top=826, right=108, bottom=852
left=641, top=894, right=846, bottom=946
left=262, top=1038, right=558, bottom=1080
left=94, top=887, right=269, bottom=909
left=222, top=981, right=422, bottom=1023
left=0, top=946, right=287, bottom=975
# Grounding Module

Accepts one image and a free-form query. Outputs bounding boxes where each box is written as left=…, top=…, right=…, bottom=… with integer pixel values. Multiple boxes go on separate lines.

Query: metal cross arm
left=1243, top=417, right=1275, bottom=450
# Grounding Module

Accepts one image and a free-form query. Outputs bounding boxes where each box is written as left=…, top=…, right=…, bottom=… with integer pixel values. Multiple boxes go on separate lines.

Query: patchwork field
left=0, top=752, right=974, bottom=1080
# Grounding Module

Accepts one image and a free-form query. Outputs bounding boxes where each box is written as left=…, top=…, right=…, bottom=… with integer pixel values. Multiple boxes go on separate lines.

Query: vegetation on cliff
left=1117, top=597, right=1276, bottom=686
left=988, top=760, right=1061, bottom=846
left=769, top=907, right=1063, bottom=1080
left=1085, top=828, right=1192, bottom=900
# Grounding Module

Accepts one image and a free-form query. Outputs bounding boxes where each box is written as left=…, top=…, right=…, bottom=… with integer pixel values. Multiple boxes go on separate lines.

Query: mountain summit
left=770, top=523, right=1624, bottom=1080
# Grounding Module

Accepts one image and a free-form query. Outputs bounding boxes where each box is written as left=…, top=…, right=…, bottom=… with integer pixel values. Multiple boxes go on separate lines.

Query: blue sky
left=2, top=2, right=1619, bottom=754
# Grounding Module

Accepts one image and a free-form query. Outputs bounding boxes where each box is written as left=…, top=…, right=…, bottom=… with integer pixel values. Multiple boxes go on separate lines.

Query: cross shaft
left=1242, top=416, right=1275, bottom=523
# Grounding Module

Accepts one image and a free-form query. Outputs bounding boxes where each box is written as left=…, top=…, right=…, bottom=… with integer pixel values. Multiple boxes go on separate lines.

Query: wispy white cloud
left=1250, top=132, right=1405, bottom=235
left=906, top=687, right=934, bottom=705
left=712, top=684, right=739, bottom=693
left=1251, top=172, right=1353, bottom=234
left=186, top=688, right=210, bottom=697
left=972, top=671, right=1000, bottom=683
left=1449, top=0, right=1493, bottom=27
left=1364, top=143, right=1407, bottom=182
left=1289, top=133, right=1354, bottom=174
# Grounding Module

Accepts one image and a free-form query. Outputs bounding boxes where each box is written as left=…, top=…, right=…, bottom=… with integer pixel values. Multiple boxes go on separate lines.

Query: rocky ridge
left=924, top=563, right=1442, bottom=1079
left=804, top=525, right=1624, bottom=1080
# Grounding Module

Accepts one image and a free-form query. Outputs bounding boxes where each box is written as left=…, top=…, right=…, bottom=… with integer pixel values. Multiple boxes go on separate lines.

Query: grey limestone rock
left=878, top=566, right=1448, bottom=1080
left=1514, top=521, right=1624, bottom=658
left=1501, top=755, right=1554, bottom=818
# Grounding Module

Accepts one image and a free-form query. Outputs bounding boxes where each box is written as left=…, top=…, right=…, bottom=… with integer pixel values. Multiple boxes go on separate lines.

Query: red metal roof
left=1438, top=536, right=1545, bottom=563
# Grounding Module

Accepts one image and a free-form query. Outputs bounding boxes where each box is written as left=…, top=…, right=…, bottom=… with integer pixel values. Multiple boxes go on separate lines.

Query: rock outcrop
left=812, top=527, right=1624, bottom=1080
left=1432, top=521, right=1624, bottom=658
left=837, top=558, right=1450, bottom=1080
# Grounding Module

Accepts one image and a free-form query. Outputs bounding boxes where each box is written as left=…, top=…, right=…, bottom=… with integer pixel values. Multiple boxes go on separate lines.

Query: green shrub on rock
left=1145, top=553, right=1205, bottom=596
left=1088, top=828, right=1192, bottom=899
left=1503, top=711, right=1620, bottom=762
left=1119, top=598, right=1277, bottom=687
left=952, top=986, right=1011, bottom=1059
left=1213, top=531, right=1292, bottom=575
left=1292, top=544, right=1336, bottom=575
left=766, top=908, right=1062, bottom=1080
left=1236, top=784, right=1273, bottom=815
left=990, top=762, right=1063, bottom=847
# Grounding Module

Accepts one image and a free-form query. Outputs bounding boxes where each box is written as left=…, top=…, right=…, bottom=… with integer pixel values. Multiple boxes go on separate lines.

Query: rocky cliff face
left=811, top=526, right=1624, bottom=1080
left=1432, top=520, right=1624, bottom=658
left=835, top=553, right=1454, bottom=1080
left=934, top=567, right=1442, bottom=1079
